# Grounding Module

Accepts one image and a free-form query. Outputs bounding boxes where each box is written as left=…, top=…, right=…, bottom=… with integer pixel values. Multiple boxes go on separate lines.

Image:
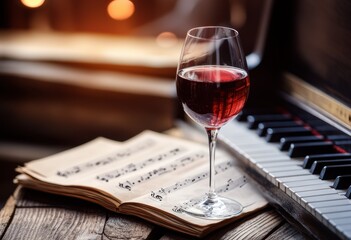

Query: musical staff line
left=95, top=147, right=185, bottom=182
left=150, top=161, right=242, bottom=202
left=171, top=175, right=247, bottom=212
left=56, top=139, right=155, bottom=178
left=118, top=151, right=206, bottom=191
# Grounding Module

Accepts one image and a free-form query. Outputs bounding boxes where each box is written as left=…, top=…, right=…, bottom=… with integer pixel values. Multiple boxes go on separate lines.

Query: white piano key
left=323, top=211, right=351, bottom=221
left=289, top=183, right=331, bottom=193
left=253, top=165, right=277, bottom=186
left=344, top=230, right=351, bottom=239
left=320, top=208, right=351, bottom=226
left=264, top=165, right=302, bottom=172
left=241, top=142, right=278, bottom=149
left=246, top=157, right=257, bottom=168
left=317, top=205, right=351, bottom=214
left=341, top=230, right=351, bottom=240
left=220, top=118, right=351, bottom=239
left=284, top=179, right=333, bottom=188
left=251, top=156, right=293, bottom=163
left=269, top=169, right=311, bottom=179
left=314, top=202, right=351, bottom=224
left=329, top=216, right=351, bottom=226
left=306, top=199, right=351, bottom=217
left=221, top=131, right=263, bottom=145
left=249, top=154, right=287, bottom=162
left=292, top=186, right=333, bottom=204
left=254, top=164, right=268, bottom=179
left=309, top=199, right=351, bottom=209
left=235, top=144, right=276, bottom=152
left=266, top=172, right=279, bottom=186
left=302, top=194, right=347, bottom=208
left=256, top=160, right=299, bottom=168
left=296, top=189, right=341, bottom=198
left=253, top=160, right=301, bottom=185
left=285, top=181, right=326, bottom=198
left=335, top=223, right=351, bottom=238
left=339, top=225, right=351, bottom=231
left=278, top=174, right=320, bottom=191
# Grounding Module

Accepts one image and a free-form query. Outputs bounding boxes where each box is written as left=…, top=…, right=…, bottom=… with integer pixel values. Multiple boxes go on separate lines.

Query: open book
left=15, top=130, right=267, bottom=237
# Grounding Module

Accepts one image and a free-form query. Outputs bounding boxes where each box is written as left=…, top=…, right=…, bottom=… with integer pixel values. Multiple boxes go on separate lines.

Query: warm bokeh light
left=107, top=0, right=135, bottom=21
left=156, top=32, right=178, bottom=48
left=20, top=0, right=45, bottom=8
left=230, top=2, right=246, bottom=28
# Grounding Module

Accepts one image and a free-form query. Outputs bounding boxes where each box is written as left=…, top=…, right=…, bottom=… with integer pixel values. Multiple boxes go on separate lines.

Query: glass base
left=182, top=195, right=243, bottom=219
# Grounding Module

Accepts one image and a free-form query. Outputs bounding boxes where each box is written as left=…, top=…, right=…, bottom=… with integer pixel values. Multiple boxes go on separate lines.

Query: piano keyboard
left=219, top=108, right=351, bottom=240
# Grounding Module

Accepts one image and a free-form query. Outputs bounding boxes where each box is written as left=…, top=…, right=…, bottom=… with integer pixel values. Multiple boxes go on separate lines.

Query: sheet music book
left=15, top=130, right=267, bottom=237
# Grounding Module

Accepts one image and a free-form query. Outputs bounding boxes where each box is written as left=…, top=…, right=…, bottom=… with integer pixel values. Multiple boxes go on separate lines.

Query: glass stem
left=206, top=128, right=219, bottom=203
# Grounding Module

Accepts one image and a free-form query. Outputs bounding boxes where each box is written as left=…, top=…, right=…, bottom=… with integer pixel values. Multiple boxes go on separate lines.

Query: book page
left=119, top=148, right=267, bottom=235
left=16, top=130, right=267, bottom=236
left=19, top=131, right=214, bottom=203
left=20, top=137, right=122, bottom=178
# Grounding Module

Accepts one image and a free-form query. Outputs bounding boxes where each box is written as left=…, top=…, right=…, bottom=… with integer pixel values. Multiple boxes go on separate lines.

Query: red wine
left=176, top=65, right=250, bottom=128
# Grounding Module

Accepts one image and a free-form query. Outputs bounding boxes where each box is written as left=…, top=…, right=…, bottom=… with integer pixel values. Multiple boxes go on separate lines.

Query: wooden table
left=0, top=187, right=309, bottom=240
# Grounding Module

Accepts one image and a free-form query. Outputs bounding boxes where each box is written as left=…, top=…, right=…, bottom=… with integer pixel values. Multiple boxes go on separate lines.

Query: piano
left=219, top=0, right=351, bottom=239
left=0, top=0, right=349, bottom=238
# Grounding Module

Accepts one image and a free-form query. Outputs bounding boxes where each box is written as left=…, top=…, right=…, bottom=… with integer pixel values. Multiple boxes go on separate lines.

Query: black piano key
left=288, top=142, right=335, bottom=158
left=302, top=153, right=351, bottom=169
left=279, top=135, right=324, bottom=151
left=310, top=159, right=351, bottom=174
left=236, top=108, right=276, bottom=121
left=346, top=186, right=351, bottom=199
left=335, top=140, right=351, bottom=152
left=247, top=114, right=291, bottom=129
left=333, top=175, right=351, bottom=189
left=327, top=135, right=351, bottom=141
left=319, top=164, right=351, bottom=180
left=313, top=125, right=341, bottom=136
left=265, top=126, right=312, bottom=142
left=257, top=121, right=302, bottom=137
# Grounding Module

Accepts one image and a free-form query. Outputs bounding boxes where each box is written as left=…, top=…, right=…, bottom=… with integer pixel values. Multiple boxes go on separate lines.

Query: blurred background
left=0, top=0, right=270, bottom=208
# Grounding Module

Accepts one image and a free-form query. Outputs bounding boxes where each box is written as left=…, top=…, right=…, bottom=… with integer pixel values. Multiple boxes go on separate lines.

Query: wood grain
left=266, top=222, right=309, bottom=240
left=1, top=187, right=155, bottom=240
left=206, top=210, right=284, bottom=240
left=1, top=187, right=310, bottom=240
left=2, top=206, right=106, bottom=240
left=104, top=213, right=154, bottom=240
left=0, top=195, right=16, bottom=237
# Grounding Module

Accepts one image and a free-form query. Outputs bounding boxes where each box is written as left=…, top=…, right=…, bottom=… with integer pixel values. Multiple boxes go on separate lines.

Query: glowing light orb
left=156, top=32, right=178, bottom=48
left=107, top=0, right=135, bottom=21
left=21, top=0, right=45, bottom=8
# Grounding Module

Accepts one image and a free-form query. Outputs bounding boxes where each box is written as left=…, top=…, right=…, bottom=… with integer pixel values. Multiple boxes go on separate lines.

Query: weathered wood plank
left=103, top=213, right=154, bottom=240
left=1, top=187, right=309, bottom=240
left=2, top=206, right=106, bottom=240
left=3, top=204, right=154, bottom=240
left=2, top=187, right=155, bottom=240
left=159, top=233, right=195, bottom=240
left=265, top=222, right=309, bottom=240
left=205, top=210, right=284, bottom=240
left=160, top=210, right=285, bottom=240
left=15, top=187, right=95, bottom=208
left=0, top=195, right=16, bottom=237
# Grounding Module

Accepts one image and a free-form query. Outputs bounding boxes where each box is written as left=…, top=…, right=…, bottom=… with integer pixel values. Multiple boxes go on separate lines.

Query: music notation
left=95, top=147, right=185, bottom=182
left=16, top=130, right=268, bottom=238
left=171, top=175, right=247, bottom=212
left=150, top=161, right=244, bottom=202
left=118, top=151, right=206, bottom=191
left=56, top=139, right=155, bottom=178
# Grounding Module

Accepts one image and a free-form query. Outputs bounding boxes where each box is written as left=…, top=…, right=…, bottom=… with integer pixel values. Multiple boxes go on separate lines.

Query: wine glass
left=176, top=26, right=250, bottom=219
